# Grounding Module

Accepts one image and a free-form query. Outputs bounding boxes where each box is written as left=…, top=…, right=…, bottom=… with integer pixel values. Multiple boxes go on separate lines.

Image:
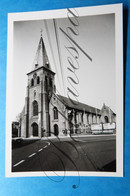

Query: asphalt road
left=12, top=135, right=116, bottom=172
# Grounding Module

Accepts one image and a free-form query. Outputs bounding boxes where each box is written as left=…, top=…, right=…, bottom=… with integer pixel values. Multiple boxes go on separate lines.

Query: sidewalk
left=13, top=133, right=116, bottom=141
left=40, top=133, right=116, bottom=140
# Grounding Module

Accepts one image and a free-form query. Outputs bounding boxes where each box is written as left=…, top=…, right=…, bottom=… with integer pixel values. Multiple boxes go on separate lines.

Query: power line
left=53, top=19, right=66, bottom=96
left=44, top=20, right=63, bottom=94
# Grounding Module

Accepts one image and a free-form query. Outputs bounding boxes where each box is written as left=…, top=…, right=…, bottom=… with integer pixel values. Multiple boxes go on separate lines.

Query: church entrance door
left=32, top=123, right=38, bottom=136
left=54, top=124, right=59, bottom=136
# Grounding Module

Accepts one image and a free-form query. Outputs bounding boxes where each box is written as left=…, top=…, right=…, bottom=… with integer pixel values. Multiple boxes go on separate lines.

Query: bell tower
left=24, top=32, right=55, bottom=138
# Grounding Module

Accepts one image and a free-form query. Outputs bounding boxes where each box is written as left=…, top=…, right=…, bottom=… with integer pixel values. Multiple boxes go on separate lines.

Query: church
left=18, top=34, right=116, bottom=138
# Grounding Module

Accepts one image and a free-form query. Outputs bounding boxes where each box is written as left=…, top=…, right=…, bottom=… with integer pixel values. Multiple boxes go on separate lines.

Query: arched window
left=53, top=107, right=58, bottom=120
left=54, top=85, right=56, bottom=93
left=46, top=62, right=49, bottom=68
left=31, top=78, right=34, bottom=86
left=35, top=63, right=38, bottom=68
left=33, top=101, right=38, bottom=116
left=104, top=116, right=109, bottom=123
left=37, top=76, right=40, bottom=84
left=44, top=76, right=48, bottom=91
left=49, top=78, right=52, bottom=87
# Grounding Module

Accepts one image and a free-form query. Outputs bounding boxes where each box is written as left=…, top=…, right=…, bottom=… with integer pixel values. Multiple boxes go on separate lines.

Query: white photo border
left=6, top=4, right=123, bottom=177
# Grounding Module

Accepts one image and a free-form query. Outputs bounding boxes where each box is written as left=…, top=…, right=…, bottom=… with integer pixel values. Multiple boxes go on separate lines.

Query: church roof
left=57, top=95, right=101, bottom=115
left=100, top=103, right=116, bottom=115
left=32, top=35, right=50, bottom=71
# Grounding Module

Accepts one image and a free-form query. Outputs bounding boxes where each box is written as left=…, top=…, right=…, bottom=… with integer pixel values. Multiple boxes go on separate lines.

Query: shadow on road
left=12, top=138, right=40, bottom=149
left=100, top=160, right=116, bottom=172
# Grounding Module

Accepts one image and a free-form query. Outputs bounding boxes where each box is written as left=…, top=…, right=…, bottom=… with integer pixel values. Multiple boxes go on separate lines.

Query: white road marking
left=13, top=160, right=25, bottom=167
left=13, top=142, right=51, bottom=168
left=43, top=145, right=47, bottom=149
left=38, top=148, right=43, bottom=152
left=28, top=153, right=36, bottom=158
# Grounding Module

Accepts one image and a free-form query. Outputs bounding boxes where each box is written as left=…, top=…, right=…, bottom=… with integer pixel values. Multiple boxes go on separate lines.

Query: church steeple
left=32, top=31, right=50, bottom=70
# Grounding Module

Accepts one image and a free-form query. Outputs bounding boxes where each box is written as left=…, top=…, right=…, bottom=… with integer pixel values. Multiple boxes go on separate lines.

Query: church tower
left=24, top=33, right=55, bottom=138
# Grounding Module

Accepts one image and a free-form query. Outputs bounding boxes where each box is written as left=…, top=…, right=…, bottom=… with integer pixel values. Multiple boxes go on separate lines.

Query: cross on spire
left=40, top=29, right=43, bottom=37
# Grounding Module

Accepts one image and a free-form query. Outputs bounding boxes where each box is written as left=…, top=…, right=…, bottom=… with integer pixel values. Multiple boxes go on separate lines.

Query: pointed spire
left=103, top=103, right=106, bottom=108
left=32, top=31, right=50, bottom=70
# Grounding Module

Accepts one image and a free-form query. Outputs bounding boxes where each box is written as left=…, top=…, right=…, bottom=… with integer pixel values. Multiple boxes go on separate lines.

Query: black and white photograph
left=6, top=5, right=123, bottom=177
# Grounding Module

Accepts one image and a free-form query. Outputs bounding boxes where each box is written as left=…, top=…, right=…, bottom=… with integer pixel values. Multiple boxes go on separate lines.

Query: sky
left=11, top=13, right=115, bottom=121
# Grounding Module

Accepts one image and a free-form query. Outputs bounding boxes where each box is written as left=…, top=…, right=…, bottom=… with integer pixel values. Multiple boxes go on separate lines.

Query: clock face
left=33, top=72, right=37, bottom=79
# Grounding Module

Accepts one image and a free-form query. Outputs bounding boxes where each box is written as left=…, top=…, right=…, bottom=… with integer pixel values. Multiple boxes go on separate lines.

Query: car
left=12, top=137, right=23, bottom=148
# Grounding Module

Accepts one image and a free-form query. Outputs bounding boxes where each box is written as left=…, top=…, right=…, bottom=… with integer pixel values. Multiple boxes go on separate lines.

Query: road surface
left=12, top=134, right=116, bottom=172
